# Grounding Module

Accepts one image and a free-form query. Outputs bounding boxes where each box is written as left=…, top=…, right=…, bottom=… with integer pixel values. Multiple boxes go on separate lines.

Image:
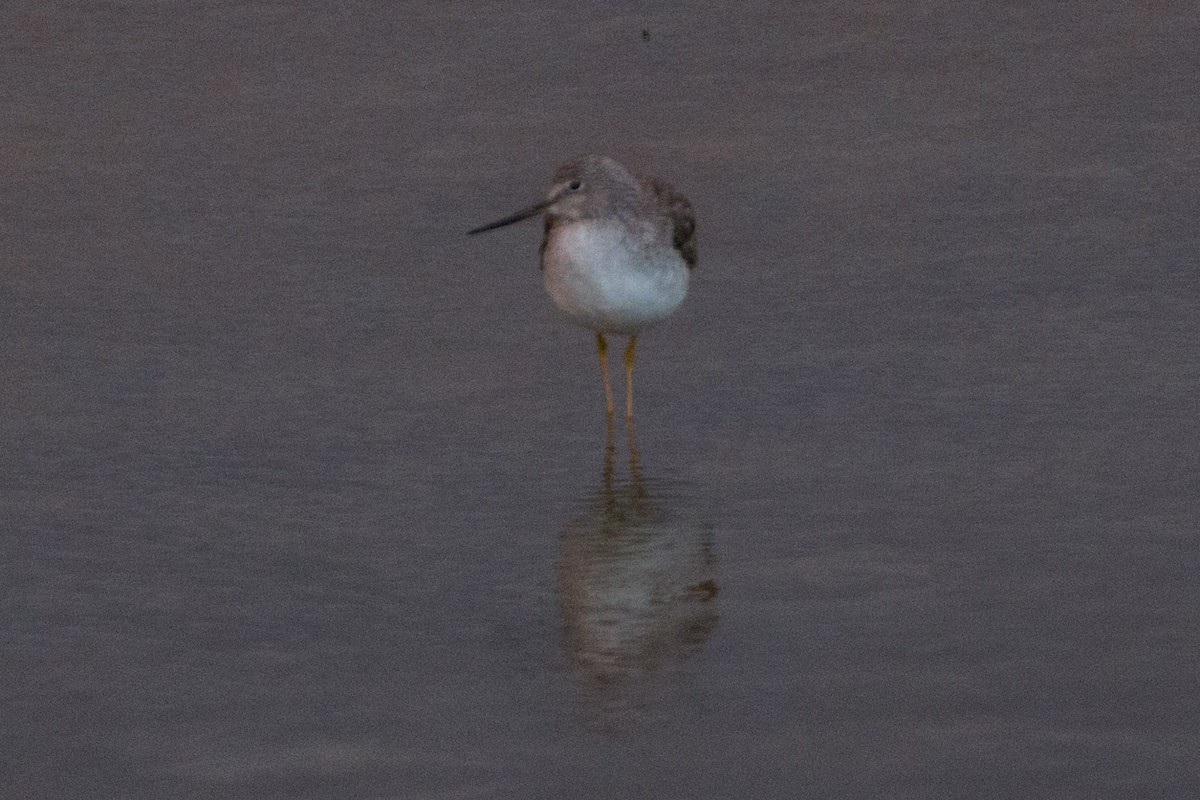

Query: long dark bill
left=466, top=198, right=552, bottom=235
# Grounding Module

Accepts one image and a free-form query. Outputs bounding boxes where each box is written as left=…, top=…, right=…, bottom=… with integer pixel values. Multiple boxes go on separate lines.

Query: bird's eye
left=568, top=179, right=582, bottom=191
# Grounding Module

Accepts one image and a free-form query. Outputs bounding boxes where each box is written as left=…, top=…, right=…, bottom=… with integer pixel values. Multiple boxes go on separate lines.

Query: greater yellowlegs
left=468, top=155, right=696, bottom=420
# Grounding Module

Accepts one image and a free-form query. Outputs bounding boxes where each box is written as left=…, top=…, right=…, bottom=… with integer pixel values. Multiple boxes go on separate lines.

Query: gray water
left=4, top=3, right=1199, bottom=798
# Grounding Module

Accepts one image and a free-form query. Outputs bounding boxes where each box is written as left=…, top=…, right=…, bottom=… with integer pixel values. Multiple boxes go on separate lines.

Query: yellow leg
left=596, top=332, right=614, bottom=418
left=623, top=335, right=637, bottom=420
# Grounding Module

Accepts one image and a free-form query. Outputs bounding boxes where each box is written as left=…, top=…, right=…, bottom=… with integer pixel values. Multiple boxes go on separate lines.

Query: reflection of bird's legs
left=596, top=332, right=615, bottom=418
left=625, top=413, right=646, bottom=502
left=623, top=335, right=638, bottom=421
left=602, top=414, right=617, bottom=510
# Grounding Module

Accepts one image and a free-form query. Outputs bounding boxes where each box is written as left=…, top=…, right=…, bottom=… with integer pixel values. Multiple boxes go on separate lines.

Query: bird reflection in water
left=557, top=422, right=719, bottom=728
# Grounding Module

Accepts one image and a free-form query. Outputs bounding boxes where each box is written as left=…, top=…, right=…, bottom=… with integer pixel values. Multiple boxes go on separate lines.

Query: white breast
left=542, top=222, right=690, bottom=335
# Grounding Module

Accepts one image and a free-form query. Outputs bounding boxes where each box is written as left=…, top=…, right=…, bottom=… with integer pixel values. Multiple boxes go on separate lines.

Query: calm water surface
left=4, top=2, right=1198, bottom=798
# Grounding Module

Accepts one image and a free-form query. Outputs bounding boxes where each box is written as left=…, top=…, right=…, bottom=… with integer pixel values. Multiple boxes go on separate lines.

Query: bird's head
left=467, top=155, right=639, bottom=234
